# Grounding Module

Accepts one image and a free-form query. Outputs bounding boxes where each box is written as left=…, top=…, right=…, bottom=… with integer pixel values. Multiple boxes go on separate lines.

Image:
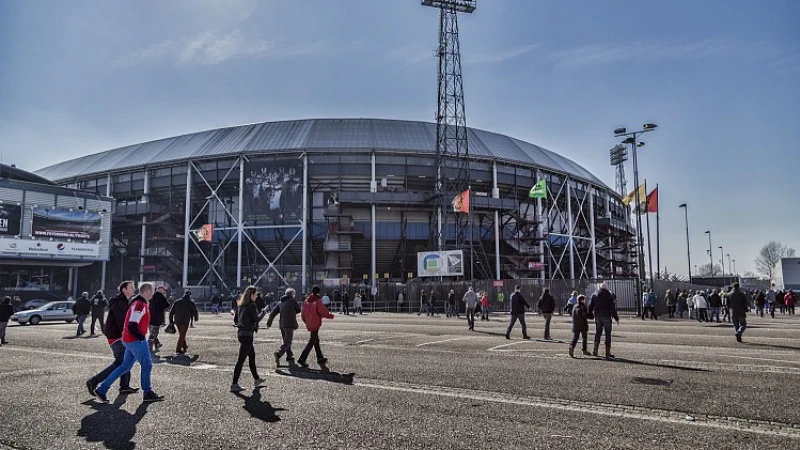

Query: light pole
left=718, top=246, right=725, bottom=283
left=726, top=253, right=732, bottom=280
left=679, top=203, right=692, bottom=283
left=614, top=123, right=658, bottom=309
left=704, top=231, right=713, bottom=277
left=732, top=259, right=737, bottom=276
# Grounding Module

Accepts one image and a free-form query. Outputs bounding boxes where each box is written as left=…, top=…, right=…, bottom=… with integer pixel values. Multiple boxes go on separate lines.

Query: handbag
left=164, top=323, right=177, bottom=334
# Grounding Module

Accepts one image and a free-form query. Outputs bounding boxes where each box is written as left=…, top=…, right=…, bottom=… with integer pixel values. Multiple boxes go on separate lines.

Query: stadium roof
left=35, top=118, right=608, bottom=187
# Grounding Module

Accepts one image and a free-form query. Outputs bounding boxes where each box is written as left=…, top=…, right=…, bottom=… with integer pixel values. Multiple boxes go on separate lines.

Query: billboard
left=417, top=250, right=464, bottom=277
left=0, top=203, right=22, bottom=236
left=0, top=239, right=100, bottom=258
left=243, top=159, right=303, bottom=225
left=31, top=207, right=102, bottom=241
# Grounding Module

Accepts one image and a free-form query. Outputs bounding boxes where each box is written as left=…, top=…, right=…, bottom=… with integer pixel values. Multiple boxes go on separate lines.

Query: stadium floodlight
left=621, top=137, right=635, bottom=145
left=421, top=0, right=476, bottom=13
left=614, top=127, right=627, bottom=136
left=637, top=141, right=646, bottom=147
left=643, top=123, right=658, bottom=131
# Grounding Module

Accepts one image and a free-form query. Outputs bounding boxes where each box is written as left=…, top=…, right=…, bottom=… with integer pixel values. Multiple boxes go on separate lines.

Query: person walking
left=537, top=288, right=555, bottom=340
left=755, top=290, right=766, bottom=317
left=686, top=291, right=695, bottom=320
left=0, top=296, right=14, bottom=346
left=169, top=291, right=199, bottom=355
left=677, top=290, right=688, bottom=319
left=776, top=290, right=786, bottom=315
left=267, top=287, right=301, bottom=366
left=353, top=290, right=363, bottom=315
left=665, top=289, right=675, bottom=318
left=418, top=290, right=428, bottom=316
left=708, top=289, right=723, bottom=323
left=428, top=291, right=437, bottom=316
left=568, top=295, right=590, bottom=358
left=722, top=287, right=731, bottom=323
left=148, top=286, right=171, bottom=353
left=785, top=290, right=797, bottom=315
left=588, top=282, right=620, bottom=359
left=210, top=294, right=220, bottom=315
left=447, top=289, right=458, bottom=318
left=564, top=291, right=578, bottom=315
left=693, top=291, right=708, bottom=322
left=462, top=287, right=479, bottom=331
left=91, top=282, right=164, bottom=403
left=728, top=282, right=749, bottom=342
left=766, top=285, right=776, bottom=318
left=89, top=291, right=108, bottom=336
left=72, top=292, right=92, bottom=336
left=480, top=291, right=491, bottom=321
left=298, top=286, right=335, bottom=368
left=86, top=281, right=139, bottom=398
left=341, top=290, right=350, bottom=316
left=231, top=286, right=267, bottom=392
left=505, top=285, right=531, bottom=340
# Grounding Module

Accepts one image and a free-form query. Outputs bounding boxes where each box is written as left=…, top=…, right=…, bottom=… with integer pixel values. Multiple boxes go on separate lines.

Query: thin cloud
left=385, top=43, right=539, bottom=66
left=549, top=39, right=731, bottom=70
left=384, top=44, right=434, bottom=65
left=114, top=41, right=176, bottom=68
left=465, top=43, right=539, bottom=65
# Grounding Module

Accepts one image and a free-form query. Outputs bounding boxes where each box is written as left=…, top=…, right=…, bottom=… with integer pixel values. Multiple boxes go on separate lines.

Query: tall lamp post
left=726, top=253, right=732, bottom=281
left=679, top=203, right=692, bottom=283
left=704, top=231, right=713, bottom=277
left=614, top=123, right=658, bottom=311
left=718, top=246, right=725, bottom=284
left=732, top=259, right=737, bottom=276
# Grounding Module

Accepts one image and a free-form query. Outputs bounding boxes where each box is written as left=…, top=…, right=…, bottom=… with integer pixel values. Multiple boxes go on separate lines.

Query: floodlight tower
left=423, top=0, right=475, bottom=258
left=609, top=143, right=628, bottom=197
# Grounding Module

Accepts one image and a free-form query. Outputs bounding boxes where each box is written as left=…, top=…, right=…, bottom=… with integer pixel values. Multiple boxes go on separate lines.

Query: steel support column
left=101, top=175, right=111, bottom=291
left=370, top=152, right=377, bottom=297
left=536, top=169, right=545, bottom=280
left=139, top=170, right=149, bottom=283
left=492, top=162, right=500, bottom=279
left=182, top=162, right=192, bottom=288
left=589, top=188, right=597, bottom=279
left=301, top=153, right=309, bottom=294
left=237, top=157, right=244, bottom=288
left=567, top=180, right=575, bottom=280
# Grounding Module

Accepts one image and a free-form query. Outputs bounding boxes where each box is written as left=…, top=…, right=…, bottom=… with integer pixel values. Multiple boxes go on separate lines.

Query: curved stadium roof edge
left=34, top=118, right=610, bottom=189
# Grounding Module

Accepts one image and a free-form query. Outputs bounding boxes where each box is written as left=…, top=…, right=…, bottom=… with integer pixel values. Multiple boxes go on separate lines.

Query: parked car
left=22, top=299, right=50, bottom=311
left=11, top=301, right=76, bottom=325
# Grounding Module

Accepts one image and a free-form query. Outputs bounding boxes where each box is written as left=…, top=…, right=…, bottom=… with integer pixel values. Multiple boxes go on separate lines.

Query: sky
left=1, top=0, right=798, bottom=277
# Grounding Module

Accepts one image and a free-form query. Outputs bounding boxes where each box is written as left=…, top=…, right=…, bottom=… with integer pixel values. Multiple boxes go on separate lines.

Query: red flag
left=646, top=187, right=658, bottom=213
left=452, top=189, right=470, bottom=214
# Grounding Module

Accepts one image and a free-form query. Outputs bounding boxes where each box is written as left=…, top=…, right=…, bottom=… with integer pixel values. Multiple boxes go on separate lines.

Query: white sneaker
left=230, top=383, right=245, bottom=393
left=254, top=378, right=267, bottom=387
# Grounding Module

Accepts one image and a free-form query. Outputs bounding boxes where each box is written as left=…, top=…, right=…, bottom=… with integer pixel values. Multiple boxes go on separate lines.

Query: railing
left=324, top=241, right=352, bottom=251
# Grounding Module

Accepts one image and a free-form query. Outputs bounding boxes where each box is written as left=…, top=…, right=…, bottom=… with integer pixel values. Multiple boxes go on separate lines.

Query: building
left=776, top=258, right=800, bottom=291
left=34, top=118, right=636, bottom=296
left=0, top=164, right=113, bottom=299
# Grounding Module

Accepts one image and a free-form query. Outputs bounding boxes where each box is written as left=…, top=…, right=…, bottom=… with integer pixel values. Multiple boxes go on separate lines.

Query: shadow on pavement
left=77, top=396, right=151, bottom=450
left=275, top=364, right=355, bottom=385
left=610, top=357, right=711, bottom=372
left=153, top=353, right=200, bottom=366
left=233, top=387, right=284, bottom=423
left=472, top=330, right=507, bottom=337
left=744, top=342, right=800, bottom=352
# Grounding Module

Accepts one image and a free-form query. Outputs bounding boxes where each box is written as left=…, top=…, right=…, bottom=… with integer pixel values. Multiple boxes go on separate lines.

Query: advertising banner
left=0, top=239, right=101, bottom=258
left=31, top=207, right=102, bottom=240
left=417, top=250, right=464, bottom=278
left=0, top=203, right=22, bottom=236
left=243, top=159, right=303, bottom=224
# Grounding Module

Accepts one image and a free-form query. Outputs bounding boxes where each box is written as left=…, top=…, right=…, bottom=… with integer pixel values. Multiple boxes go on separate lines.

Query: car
left=22, top=299, right=51, bottom=311
left=11, top=301, right=76, bottom=325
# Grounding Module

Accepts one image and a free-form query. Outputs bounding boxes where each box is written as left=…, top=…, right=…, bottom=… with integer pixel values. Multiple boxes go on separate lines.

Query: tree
left=696, top=263, right=723, bottom=277
left=754, top=241, right=796, bottom=281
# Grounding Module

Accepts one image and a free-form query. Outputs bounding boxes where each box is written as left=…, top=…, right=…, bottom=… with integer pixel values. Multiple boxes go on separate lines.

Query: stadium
left=34, top=118, right=636, bottom=296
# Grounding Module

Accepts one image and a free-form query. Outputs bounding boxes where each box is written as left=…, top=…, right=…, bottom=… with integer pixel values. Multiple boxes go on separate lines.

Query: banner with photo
left=243, top=159, right=303, bottom=225
left=0, top=203, right=22, bottom=236
left=31, top=207, right=102, bottom=240
left=417, top=250, right=464, bottom=278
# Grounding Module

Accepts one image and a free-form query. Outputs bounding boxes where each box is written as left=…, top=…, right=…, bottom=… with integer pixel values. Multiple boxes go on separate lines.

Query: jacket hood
left=305, top=293, right=321, bottom=303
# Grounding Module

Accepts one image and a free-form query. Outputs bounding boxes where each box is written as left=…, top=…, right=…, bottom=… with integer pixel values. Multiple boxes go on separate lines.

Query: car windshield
left=38, top=302, right=59, bottom=310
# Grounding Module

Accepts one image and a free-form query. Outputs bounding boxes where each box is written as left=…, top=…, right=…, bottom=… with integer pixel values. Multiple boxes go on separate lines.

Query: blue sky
left=1, top=0, right=798, bottom=276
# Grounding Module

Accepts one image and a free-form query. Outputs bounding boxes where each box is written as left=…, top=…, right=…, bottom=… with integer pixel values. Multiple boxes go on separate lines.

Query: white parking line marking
left=487, top=340, right=533, bottom=352
left=416, top=337, right=474, bottom=347
left=716, top=354, right=800, bottom=365
left=354, top=339, right=375, bottom=344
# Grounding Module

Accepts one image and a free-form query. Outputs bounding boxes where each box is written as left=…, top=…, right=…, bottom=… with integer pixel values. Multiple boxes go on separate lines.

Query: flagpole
left=655, top=183, right=661, bottom=279
left=644, top=181, right=655, bottom=289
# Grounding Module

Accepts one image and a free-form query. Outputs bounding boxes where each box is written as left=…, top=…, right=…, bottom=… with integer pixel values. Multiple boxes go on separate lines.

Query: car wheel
left=65, top=319, right=74, bottom=324
left=29, top=315, right=42, bottom=325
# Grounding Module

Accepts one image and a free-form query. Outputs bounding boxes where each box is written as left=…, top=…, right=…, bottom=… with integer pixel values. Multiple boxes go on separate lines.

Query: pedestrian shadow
left=744, top=342, right=800, bottom=352
left=275, top=364, right=355, bottom=385
left=472, top=330, right=507, bottom=337
left=609, top=357, right=711, bottom=373
left=233, top=387, right=284, bottom=423
left=153, top=353, right=200, bottom=366
left=77, top=396, right=151, bottom=449
left=61, top=335, right=80, bottom=339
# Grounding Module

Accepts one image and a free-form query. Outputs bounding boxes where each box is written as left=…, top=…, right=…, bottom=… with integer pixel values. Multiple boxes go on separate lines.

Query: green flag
left=529, top=179, right=546, bottom=199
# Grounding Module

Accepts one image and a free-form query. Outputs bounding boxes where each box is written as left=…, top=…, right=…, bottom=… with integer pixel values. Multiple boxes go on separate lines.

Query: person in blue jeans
left=92, top=282, right=164, bottom=403
left=588, top=283, right=620, bottom=359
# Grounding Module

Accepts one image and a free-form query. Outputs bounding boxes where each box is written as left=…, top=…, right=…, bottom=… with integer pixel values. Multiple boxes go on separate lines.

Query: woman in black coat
left=568, top=295, right=590, bottom=358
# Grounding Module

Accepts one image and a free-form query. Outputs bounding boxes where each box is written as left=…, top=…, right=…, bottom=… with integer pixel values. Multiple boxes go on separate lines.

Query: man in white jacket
left=693, top=291, right=708, bottom=322
left=462, top=287, right=479, bottom=331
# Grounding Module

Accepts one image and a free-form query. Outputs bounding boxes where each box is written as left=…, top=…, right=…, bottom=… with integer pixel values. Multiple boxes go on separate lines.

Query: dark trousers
left=506, top=314, right=527, bottom=337
left=698, top=308, right=708, bottom=322
left=789, top=305, right=796, bottom=315
left=90, top=340, right=131, bottom=389
left=342, top=302, right=350, bottom=315
left=233, top=335, right=259, bottom=384
left=667, top=305, right=675, bottom=318
left=570, top=330, right=588, bottom=351
left=542, top=313, right=553, bottom=338
left=594, top=316, right=613, bottom=347
left=278, top=328, right=295, bottom=359
left=642, top=307, right=657, bottom=320
left=90, top=313, right=105, bottom=335
left=732, top=316, right=747, bottom=336
left=176, top=324, right=189, bottom=353
left=466, top=307, right=476, bottom=329
left=299, top=330, right=324, bottom=362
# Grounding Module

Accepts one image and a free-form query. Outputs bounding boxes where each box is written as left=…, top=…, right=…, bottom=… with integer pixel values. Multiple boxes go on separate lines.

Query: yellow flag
left=621, top=183, right=647, bottom=206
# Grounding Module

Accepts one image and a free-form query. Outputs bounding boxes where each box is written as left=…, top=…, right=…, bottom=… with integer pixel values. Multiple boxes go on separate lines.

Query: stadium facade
left=34, top=118, right=636, bottom=295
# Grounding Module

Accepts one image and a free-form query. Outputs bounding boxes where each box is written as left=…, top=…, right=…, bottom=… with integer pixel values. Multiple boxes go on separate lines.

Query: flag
left=193, top=224, right=214, bottom=242
left=452, top=189, right=470, bottom=213
left=646, top=187, right=658, bottom=213
left=621, top=183, right=647, bottom=206
left=528, top=179, right=547, bottom=199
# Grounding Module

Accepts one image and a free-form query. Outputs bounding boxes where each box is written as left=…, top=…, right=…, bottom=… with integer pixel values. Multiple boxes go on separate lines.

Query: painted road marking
left=416, top=337, right=474, bottom=347
left=487, top=340, right=533, bottom=352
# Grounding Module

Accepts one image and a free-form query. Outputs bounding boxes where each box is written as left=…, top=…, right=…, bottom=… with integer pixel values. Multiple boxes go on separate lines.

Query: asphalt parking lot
left=1, top=310, right=799, bottom=449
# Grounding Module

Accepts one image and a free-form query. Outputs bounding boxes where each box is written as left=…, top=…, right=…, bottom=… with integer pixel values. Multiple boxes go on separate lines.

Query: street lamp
left=732, top=259, right=737, bottom=276
left=726, top=253, right=732, bottom=280
left=679, top=203, right=692, bottom=282
left=704, top=231, right=713, bottom=277
left=718, top=245, right=725, bottom=283
left=614, top=123, right=658, bottom=306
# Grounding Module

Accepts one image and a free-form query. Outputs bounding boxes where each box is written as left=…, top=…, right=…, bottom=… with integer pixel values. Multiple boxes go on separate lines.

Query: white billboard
left=417, top=250, right=464, bottom=277
left=0, top=239, right=100, bottom=258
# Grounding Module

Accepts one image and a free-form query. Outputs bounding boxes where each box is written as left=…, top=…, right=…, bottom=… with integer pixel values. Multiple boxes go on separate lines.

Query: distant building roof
left=1, top=163, right=55, bottom=185
left=35, top=118, right=608, bottom=188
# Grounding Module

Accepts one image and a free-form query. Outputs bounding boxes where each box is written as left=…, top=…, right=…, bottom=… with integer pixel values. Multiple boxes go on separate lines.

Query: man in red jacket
left=786, top=290, right=797, bottom=315
left=297, top=285, right=334, bottom=368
